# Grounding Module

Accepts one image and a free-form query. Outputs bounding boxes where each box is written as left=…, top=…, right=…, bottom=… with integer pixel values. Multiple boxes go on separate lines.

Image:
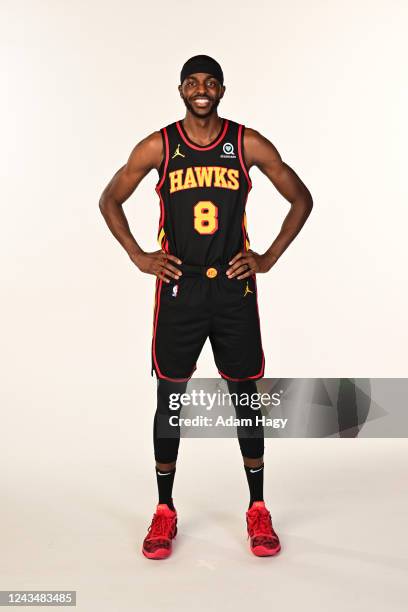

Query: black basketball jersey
left=155, top=118, right=252, bottom=267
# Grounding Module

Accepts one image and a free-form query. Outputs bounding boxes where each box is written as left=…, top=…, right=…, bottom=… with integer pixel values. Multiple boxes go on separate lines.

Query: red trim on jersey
left=176, top=119, right=229, bottom=151
left=152, top=278, right=166, bottom=378
left=156, top=128, right=169, bottom=190
left=237, top=124, right=252, bottom=189
left=154, top=367, right=197, bottom=382
left=241, top=192, right=249, bottom=252
left=238, top=124, right=252, bottom=251
left=155, top=128, right=170, bottom=243
left=241, top=181, right=252, bottom=251
left=253, top=274, right=266, bottom=374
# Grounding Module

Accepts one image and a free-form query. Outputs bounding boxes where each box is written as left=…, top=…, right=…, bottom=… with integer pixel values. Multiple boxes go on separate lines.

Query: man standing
left=99, top=55, right=313, bottom=559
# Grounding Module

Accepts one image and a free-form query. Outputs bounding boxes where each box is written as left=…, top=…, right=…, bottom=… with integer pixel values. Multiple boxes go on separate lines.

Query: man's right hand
left=131, top=250, right=182, bottom=283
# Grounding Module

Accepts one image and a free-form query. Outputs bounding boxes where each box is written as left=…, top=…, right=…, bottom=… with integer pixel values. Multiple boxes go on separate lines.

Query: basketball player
left=99, top=55, right=313, bottom=559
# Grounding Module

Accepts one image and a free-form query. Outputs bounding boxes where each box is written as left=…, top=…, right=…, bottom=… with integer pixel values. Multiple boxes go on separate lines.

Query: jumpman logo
left=244, top=281, right=253, bottom=297
left=172, top=144, right=185, bottom=159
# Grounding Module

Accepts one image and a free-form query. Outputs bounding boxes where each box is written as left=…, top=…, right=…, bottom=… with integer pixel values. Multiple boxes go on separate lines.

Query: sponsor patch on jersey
left=172, top=284, right=179, bottom=298
left=220, top=142, right=236, bottom=159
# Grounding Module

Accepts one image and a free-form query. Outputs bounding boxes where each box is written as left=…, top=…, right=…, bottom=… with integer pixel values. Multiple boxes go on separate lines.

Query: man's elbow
left=98, top=194, right=105, bottom=215
left=301, top=190, right=313, bottom=215
left=99, top=189, right=113, bottom=217
left=291, top=192, right=313, bottom=222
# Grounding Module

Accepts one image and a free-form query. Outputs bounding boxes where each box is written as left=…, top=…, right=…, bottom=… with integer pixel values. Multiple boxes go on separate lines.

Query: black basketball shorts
left=151, top=263, right=265, bottom=382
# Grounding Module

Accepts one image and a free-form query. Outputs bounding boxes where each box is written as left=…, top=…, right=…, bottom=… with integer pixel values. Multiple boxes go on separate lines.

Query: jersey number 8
left=193, top=201, right=218, bottom=235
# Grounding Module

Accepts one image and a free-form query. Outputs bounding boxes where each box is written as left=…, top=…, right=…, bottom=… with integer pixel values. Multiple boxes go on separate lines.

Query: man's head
left=178, top=55, right=225, bottom=118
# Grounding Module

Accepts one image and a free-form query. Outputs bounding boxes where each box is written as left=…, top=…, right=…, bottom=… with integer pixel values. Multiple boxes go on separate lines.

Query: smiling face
left=178, top=72, right=225, bottom=118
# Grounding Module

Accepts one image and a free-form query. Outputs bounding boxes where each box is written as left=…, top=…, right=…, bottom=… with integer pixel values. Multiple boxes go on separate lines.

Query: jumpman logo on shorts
left=244, top=281, right=253, bottom=297
left=172, top=144, right=185, bottom=159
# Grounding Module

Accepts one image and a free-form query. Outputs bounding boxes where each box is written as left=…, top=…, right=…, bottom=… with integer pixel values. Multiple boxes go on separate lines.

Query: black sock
left=155, top=467, right=176, bottom=511
left=244, top=464, right=264, bottom=508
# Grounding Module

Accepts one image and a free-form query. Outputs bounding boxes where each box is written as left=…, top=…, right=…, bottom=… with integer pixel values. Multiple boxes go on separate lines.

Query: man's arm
left=227, top=128, right=313, bottom=279
left=99, top=132, right=182, bottom=283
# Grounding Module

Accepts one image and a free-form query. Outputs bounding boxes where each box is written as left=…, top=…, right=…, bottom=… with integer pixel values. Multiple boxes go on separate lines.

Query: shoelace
left=147, top=514, right=174, bottom=538
left=247, top=508, right=273, bottom=537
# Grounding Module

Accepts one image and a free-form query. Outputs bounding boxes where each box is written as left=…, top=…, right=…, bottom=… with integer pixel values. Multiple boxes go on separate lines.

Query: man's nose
left=196, top=84, right=207, bottom=95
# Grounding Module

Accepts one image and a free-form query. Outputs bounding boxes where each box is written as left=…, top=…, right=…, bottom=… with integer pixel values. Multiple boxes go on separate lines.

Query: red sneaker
left=142, top=504, right=177, bottom=560
left=246, top=501, right=281, bottom=557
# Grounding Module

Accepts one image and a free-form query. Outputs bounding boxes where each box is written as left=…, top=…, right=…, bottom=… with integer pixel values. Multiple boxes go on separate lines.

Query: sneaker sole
left=251, top=543, right=281, bottom=557
left=142, top=547, right=172, bottom=560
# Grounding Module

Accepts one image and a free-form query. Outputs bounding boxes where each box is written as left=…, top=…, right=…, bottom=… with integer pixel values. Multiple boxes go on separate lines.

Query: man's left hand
left=226, top=250, right=278, bottom=279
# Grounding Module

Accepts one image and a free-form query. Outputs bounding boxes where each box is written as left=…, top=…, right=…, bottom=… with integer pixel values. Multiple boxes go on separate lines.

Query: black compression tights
left=153, top=379, right=264, bottom=464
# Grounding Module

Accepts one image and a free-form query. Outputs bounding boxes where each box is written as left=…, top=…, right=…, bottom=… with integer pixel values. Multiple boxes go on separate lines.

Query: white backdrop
left=1, top=1, right=407, bottom=610
left=3, top=0, right=407, bottom=391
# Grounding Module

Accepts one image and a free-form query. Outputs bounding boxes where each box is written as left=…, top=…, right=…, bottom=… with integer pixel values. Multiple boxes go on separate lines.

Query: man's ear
left=178, top=84, right=183, bottom=98
left=220, top=85, right=226, bottom=99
